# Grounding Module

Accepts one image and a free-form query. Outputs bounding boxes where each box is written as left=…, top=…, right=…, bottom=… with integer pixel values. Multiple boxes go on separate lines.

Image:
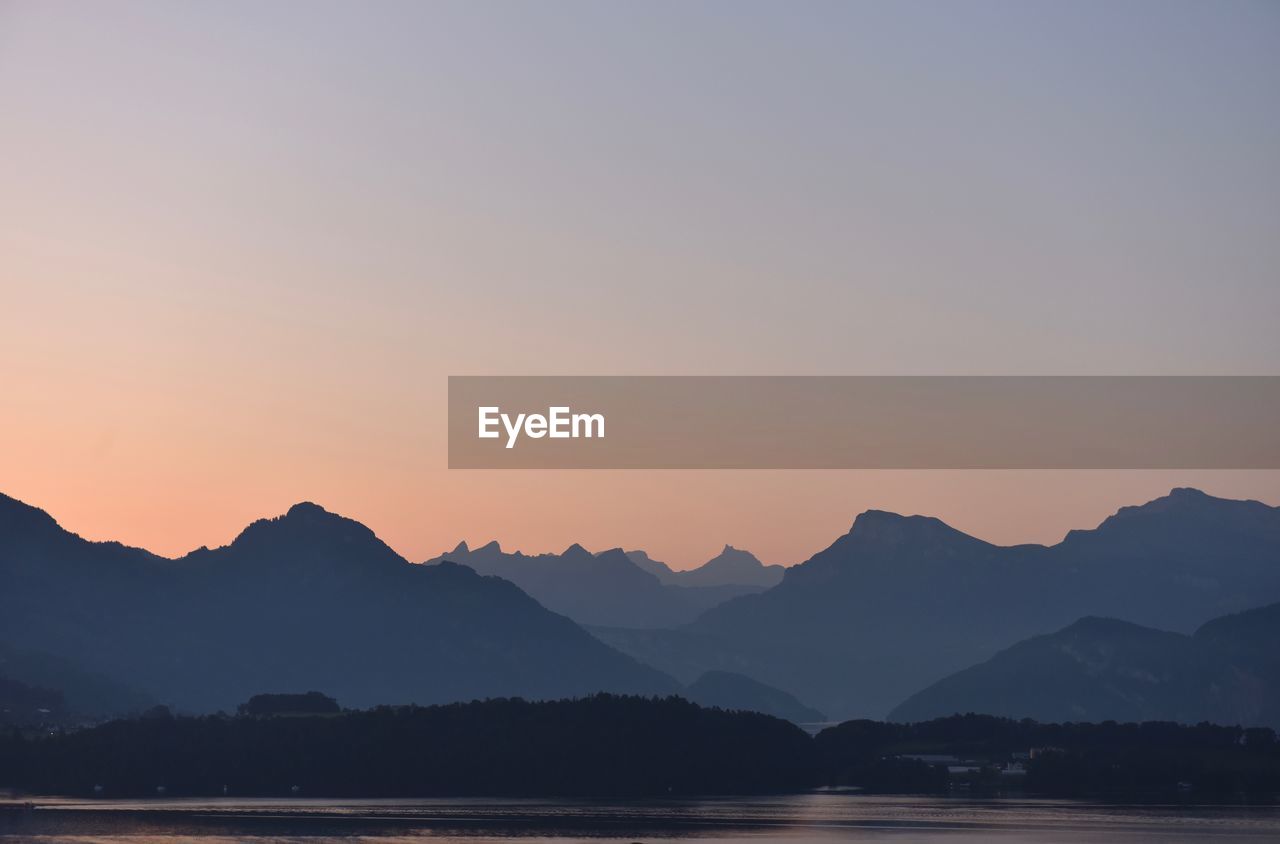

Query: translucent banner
left=448, top=376, right=1280, bottom=469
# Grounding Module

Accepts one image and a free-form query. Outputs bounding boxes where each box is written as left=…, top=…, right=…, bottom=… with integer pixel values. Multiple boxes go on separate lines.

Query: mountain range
left=605, top=488, right=1280, bottom=721
left=890, top=602, right=1280, bottom=726
left=0, top=494, right=676, bottom=713
left=424, top=542, right=769, bottom=628
left=626, top=546, right=785, bottom=589
left=2, top=487, right=1277, bottom=728
left=0, top=640, right=150, bottom=724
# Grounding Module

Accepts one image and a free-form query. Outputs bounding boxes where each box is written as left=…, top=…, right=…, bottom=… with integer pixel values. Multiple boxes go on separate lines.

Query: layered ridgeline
left=0, top=641, right=151, bottom=724
left=627, top=546, right=785, bottom=589
left=607, top=489, right=1280, bottom=721
left=0, top=494, right=676, bottom=714
left=685, top=670, right=825, bottom=724
left=891, top=602, right=1280, bottom=726
left=4, top=487, right=1277, bottom=726
left=425, top=542, right=767, bottom=628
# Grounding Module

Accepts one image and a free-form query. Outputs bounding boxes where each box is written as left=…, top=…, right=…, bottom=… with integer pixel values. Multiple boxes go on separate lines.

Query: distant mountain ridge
left=0, top=640, right=151, bottom=721
left=631, top=489, right=1280, bottom=721
left=3, top=487, right=1276, bottom=728
left=626, top=546, right=785, bottom=589
left=0, top=494, right=677, bottom=713
left=889, top=602, right=1280, bottom=727
left=687, top=670, right=826, bottom=724
left=426, top=542, right=765, bottom=628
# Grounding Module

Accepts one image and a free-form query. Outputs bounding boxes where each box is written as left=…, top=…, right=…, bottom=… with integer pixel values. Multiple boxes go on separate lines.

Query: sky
left=2, top=0, right=1278, bottom=568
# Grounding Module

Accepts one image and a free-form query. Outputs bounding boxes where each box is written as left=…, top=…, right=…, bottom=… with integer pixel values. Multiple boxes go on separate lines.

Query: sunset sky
left=3, top=1, right=1278, bottom=568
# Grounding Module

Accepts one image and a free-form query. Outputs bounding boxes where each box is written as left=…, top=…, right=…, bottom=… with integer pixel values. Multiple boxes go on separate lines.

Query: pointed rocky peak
left=423, top=539, right=478, bottom=566
left=561, top=542, right=594, bottom=561
left=699, top=544, right=766, bottom=574
left=594, top=547, right=640, bottom=566
left=624, top=549, right=676, bottom=582
left=589, top=547, right=666, bottom=587
left=678, top=544, right=781, bottom=588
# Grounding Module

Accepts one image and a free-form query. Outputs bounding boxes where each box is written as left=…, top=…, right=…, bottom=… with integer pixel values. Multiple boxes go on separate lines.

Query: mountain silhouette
left=4, top=487, right=1276, bottom=724
left=0, top=640, right=150, bottom=721
left=624, top=545, right=783, bottom=591
left=427, top=542, right=760, bottom=628
left=889, top=602, right=1280, bottom=727
left=624, top=549, right=675, bottom=580
left=0, top=494, right=677, bottom=712
left=687, top=670, right=826, bottom=724
left=648, top=489, right=1280, bottom=720
left=626, top=546, right=785, bottom=589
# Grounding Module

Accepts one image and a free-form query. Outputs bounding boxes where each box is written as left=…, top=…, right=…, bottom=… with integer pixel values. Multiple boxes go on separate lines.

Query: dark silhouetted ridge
left=0, top=493, right=677, bottom=712
left=889, top=601, right=1280, bottom=727
left=687, top=670, right=826, bottom=724
left=678, top=488, right=1280, bottom=721
left=428, top=540, right=760, bottom=629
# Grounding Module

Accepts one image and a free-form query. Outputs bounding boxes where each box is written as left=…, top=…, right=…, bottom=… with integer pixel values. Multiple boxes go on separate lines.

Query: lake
left=3, top=793, right=1280, bottom=842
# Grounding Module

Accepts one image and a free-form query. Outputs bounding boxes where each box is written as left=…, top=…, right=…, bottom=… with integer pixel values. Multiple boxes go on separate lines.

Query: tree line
left=2, top=696, right=1278, bottom=798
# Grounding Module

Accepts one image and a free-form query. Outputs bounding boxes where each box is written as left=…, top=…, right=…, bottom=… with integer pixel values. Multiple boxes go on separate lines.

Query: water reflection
left=3, top=793, right=1280, bottom=842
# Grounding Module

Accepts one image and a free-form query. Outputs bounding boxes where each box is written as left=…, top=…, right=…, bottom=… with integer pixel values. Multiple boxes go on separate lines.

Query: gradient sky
left=2, top=1, right=1278, bottom=568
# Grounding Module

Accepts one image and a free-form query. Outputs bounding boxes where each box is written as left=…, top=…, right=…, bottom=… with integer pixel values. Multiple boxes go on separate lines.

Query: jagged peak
left=561, top=542, right=593, bottom=559
left=703, top=544, right=764, bottom=567
left=596, top=547, right=650, bottom=568
left=450, top=540, right=470, bottom=555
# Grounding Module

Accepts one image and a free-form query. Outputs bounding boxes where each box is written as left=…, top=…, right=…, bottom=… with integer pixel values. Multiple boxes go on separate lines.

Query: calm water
left=3, top=793, right=1280, bottom=842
